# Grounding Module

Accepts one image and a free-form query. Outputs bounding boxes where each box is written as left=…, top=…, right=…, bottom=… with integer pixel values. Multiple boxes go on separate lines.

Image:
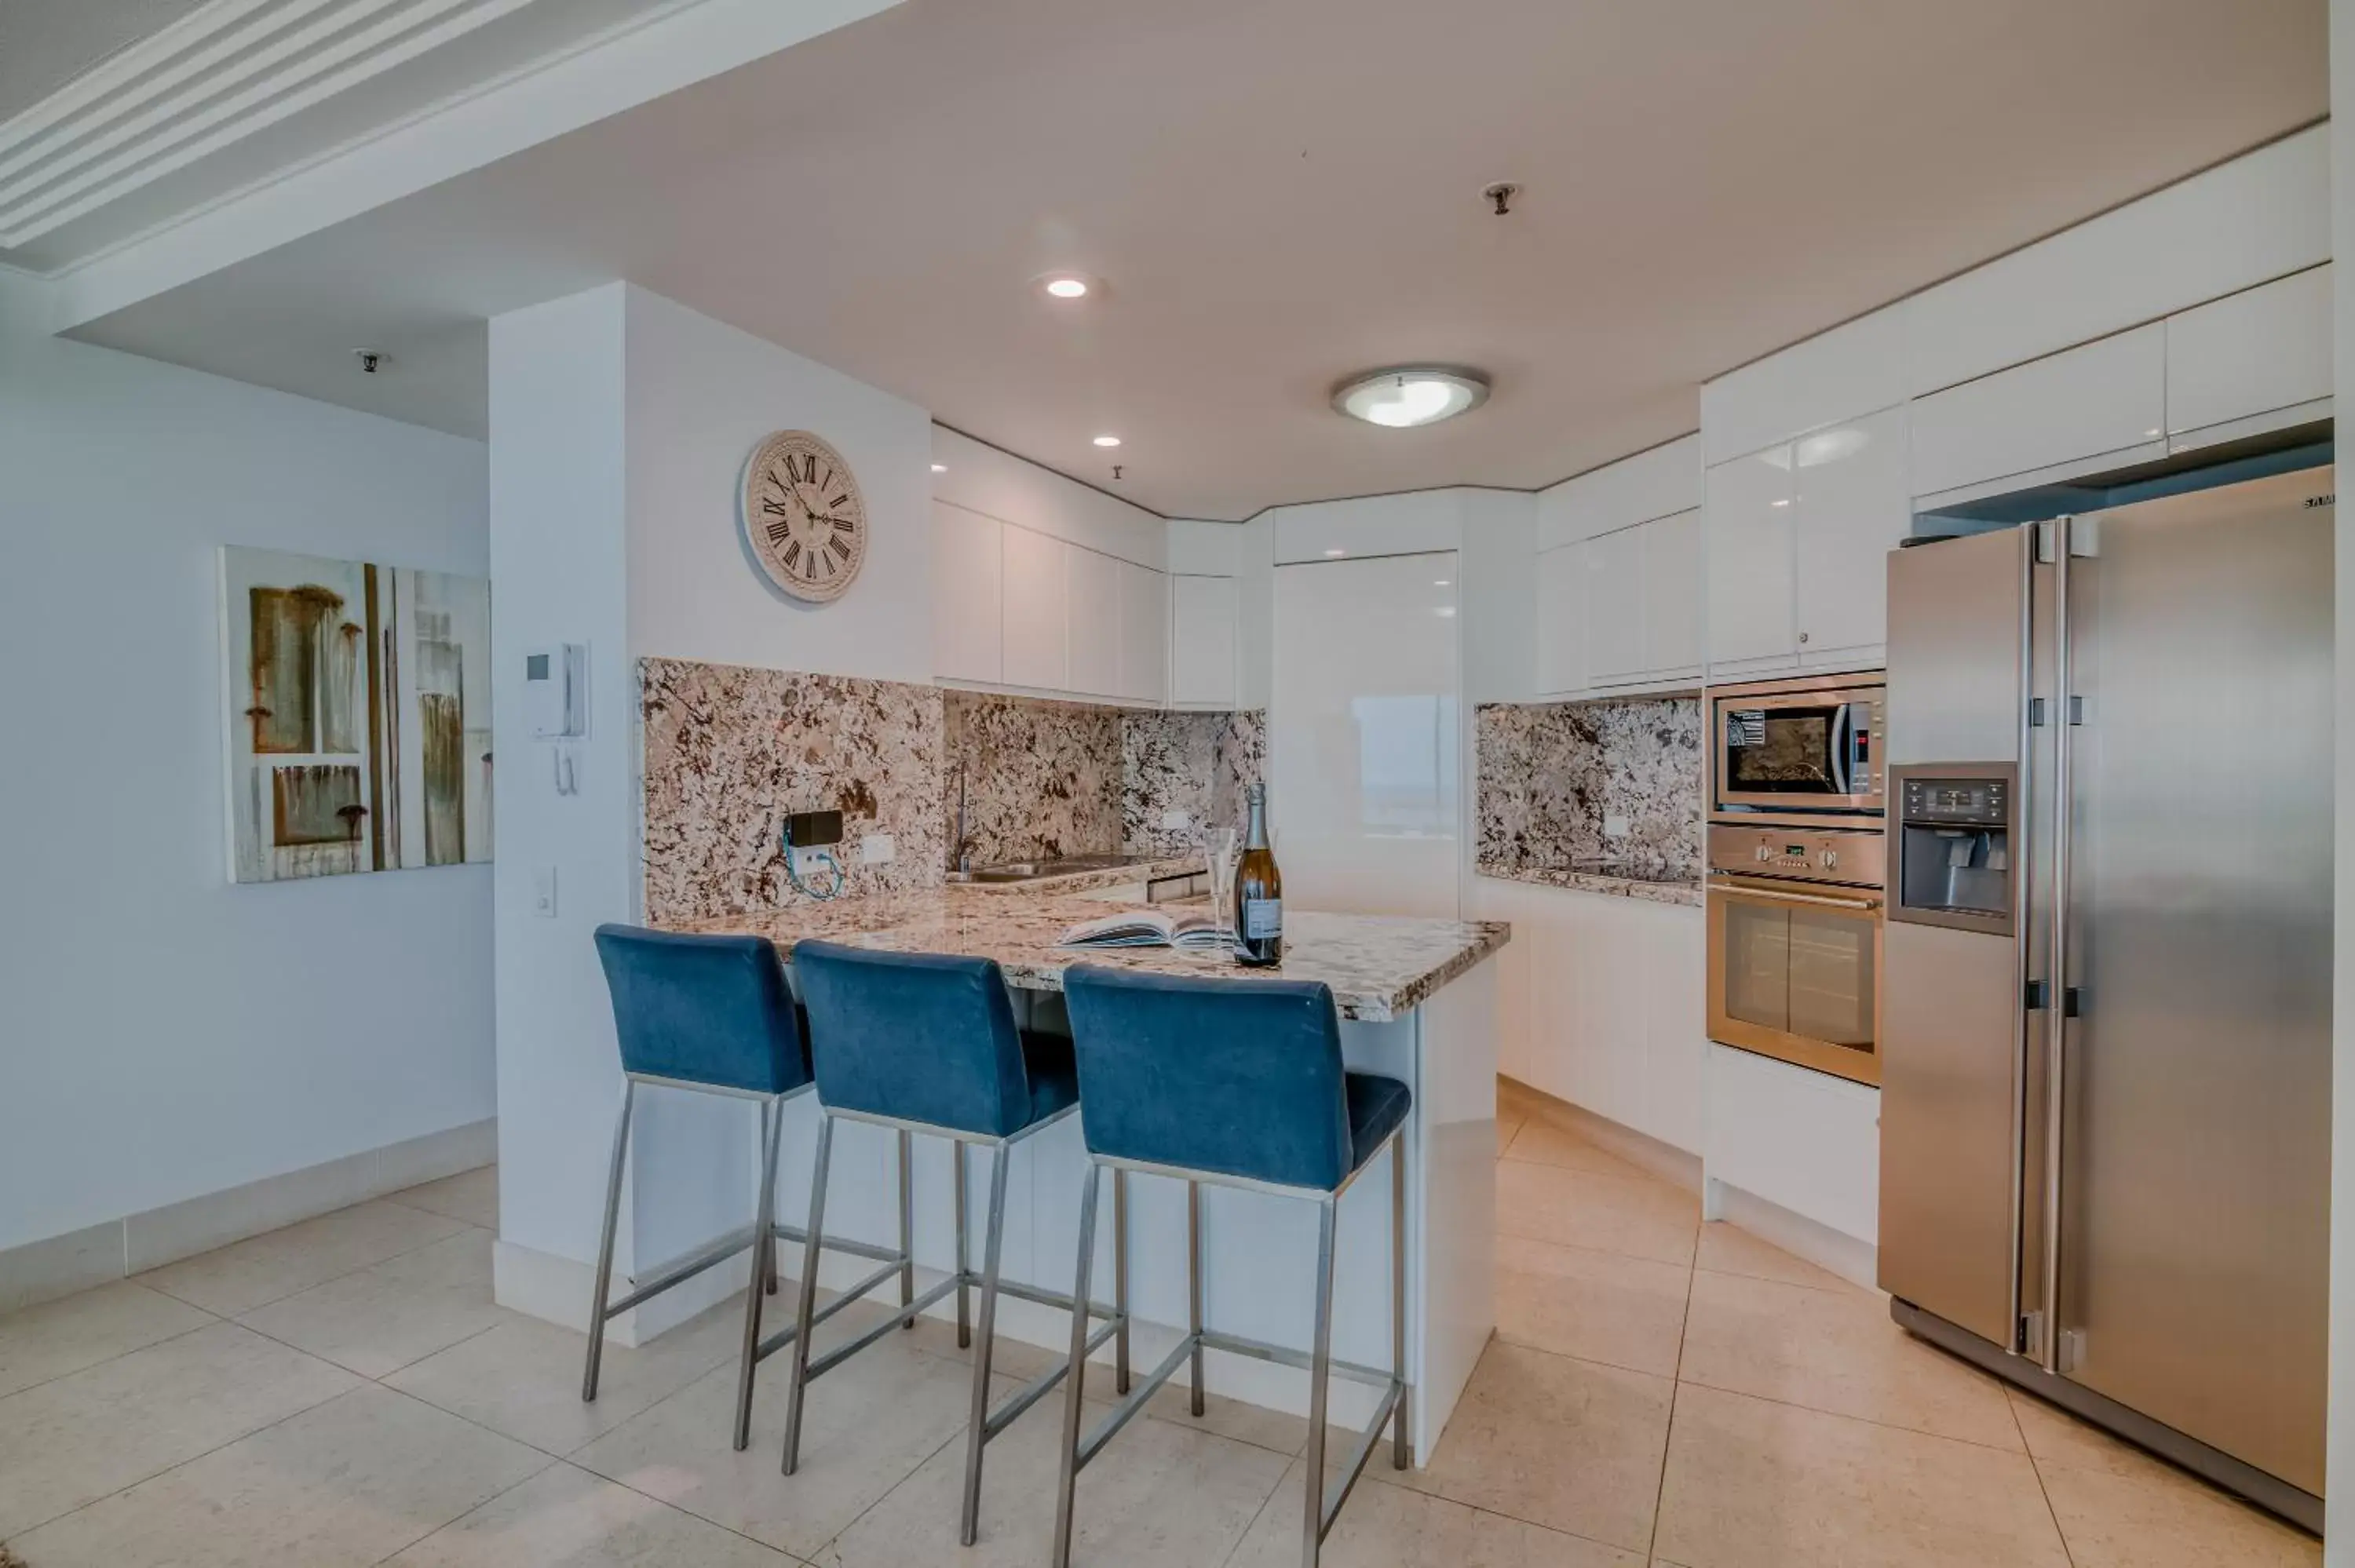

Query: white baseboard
left=1499, top=1075, right=1703, bottom=1194
left=1704, top=1177, right=1881, bottom=1292
left=0, top=1118, right=498, bottom=1314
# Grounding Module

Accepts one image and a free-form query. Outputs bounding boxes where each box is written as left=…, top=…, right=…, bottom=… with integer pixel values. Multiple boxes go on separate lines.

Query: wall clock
left=741, top=430, right=867, bottom=603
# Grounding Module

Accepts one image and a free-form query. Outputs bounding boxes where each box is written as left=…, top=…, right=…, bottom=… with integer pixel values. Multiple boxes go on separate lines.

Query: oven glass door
left=1718, top=702, right=1850, bottom=802
left=1708, top=880, right=1882, bottom=1085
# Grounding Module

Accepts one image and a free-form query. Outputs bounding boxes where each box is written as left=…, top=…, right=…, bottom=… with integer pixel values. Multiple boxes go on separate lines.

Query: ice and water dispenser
left=1891, top=768, right=2015, bottom=933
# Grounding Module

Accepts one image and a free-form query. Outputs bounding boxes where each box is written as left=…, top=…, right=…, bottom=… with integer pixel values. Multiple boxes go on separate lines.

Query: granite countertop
left=666, top=885, right=1510, bottom=1023
left=955, top=855, right=1204, bottom=897
left=1474, top=858, right=1703, bottom=907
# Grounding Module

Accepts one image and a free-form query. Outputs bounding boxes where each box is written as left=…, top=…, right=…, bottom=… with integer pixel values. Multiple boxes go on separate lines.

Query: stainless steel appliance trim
left=1707, top=671, right=1888, bottom=822
left=1705, top=877, right=1882, bottom=912
left=1884, top=761, right=2020, bottom=938
left=1705, top=876, right=1886, bottom=1088
left=2007, top=523, right=2036, bottom=1356
left=2037, top=516, right=2074, bottom=1377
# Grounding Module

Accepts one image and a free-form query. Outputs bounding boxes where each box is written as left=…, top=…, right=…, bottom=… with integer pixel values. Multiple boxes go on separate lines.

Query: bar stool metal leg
left=1390, top=1130, right=1410, bottom=1468
left=953, top=1139, right=971, bottom=1350
left=1050, top=1161, right=1103, bottom=1568
left=780, top=1110, right=837, bottom=1475
left=581, top=1078, right=636, bottom=1403
left=1302, top=1195, right=1339, bottom=1568
left=732, top=1095, right=787, bottom=1450
left=897, top=1128, right=915, bottom=1326
left=1113, top=1167, right=1130, bottom=1395
left=1187, top=1180, right=1205, bottom=1417
left=958, top=1141, right=1015, bottom=1544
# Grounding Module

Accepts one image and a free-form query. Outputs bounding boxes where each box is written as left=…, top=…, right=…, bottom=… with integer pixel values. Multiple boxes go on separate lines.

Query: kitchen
left=0, top=3, right=2339, bottom=1566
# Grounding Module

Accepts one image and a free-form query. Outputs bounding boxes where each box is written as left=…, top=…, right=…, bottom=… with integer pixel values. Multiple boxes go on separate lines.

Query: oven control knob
left=1754, top=845, right=1770, bottom=862
left=1820, top=849, right=1838, bottom=870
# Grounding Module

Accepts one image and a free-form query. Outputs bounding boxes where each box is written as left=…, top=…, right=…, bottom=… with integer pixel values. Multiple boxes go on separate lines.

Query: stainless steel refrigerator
left=1879, top=463, right=2332, bottom=1531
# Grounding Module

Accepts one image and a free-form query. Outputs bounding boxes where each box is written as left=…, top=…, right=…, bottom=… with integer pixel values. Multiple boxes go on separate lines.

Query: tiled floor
left=0, top=1098, right=2322, bottom=1566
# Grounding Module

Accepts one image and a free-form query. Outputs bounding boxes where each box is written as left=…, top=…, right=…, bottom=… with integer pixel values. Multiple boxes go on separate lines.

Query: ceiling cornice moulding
left=0, top=0, right=550, bottom=250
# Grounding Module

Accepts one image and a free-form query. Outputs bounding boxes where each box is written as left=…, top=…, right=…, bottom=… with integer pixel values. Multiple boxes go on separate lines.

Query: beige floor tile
left=386, top=1460, right=801, bottom=1566
left=816, top=1379, right=1288, bottom=1568
left=1228, top=1460, right=1641, bottom=1567
left=1393, top=1342, right=1672, bottom=1552
left=7, top=1384, right=549, bottom=1567
left=388, top=1165, right=501, bottom=1230
left=1675, top=1269, right=2019, bottom=1450
left=1652, top=1383, right=2068, bottom=1568
left=135, top=1199, right=471, bottom=1316
left=385, top=1297, right=743, bottom=1456
left=1502, top=1120, right=1656, bottom=1183
left=2004, top=1386, right=2183, bottom=1479
left=1495, top=1234, right=1689, bottom=1379
left=0, top=1280, right=216, bottom=1399
left=1495, top=1160, right=1698, bottom=1267
left=0, top=1320, right=359, bottom=1538
left=2034, top=1442, right=2320, bottom=1568
left=1692, top=1222, right=1864, bottom=1295
left=236, top=1227, right=502, bottom=1378
left=571, top=1326, right=980, bottom=1559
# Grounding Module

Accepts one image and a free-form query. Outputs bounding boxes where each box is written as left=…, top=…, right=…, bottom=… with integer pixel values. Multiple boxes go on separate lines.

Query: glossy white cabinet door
left=1793, top=406, right=1909, bottom=661
left=1908, top=323, right=2166, bottom=498
left=1065, top=544, right=1122, bottom=697
left=932, top=501, right=1002, bottom=683
left=1118, top=560, right=1168, bottom=704
left=2165, top=264, right=2332, bottom=439
left=1640, top=508, right=1704, bottom=677
left=1583, top=523, right=1647, bottom=685
left=1533, top=540, right=1586, bottom=695
left=1272, top=552, right=1460, bottom=919
left=1704, top=447, right=1796, bottom=667
left=1000, top=523, right=1069, bottom=692
left=1170, top=574, right=1239, bottom=708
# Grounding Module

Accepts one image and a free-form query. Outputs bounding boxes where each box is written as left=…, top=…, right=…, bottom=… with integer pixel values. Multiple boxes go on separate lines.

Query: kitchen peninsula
left=666, top=884, right=1509, bottom=1461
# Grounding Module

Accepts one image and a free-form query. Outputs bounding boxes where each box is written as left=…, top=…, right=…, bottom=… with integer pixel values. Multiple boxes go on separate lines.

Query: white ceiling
left=0, top=0, right=210, bottom=122
left=65, top=0, right=2327, bottom=520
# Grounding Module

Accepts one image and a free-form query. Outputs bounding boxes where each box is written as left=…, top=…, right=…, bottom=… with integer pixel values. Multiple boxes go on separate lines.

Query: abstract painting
left=221, top=547, right=492, bottom=883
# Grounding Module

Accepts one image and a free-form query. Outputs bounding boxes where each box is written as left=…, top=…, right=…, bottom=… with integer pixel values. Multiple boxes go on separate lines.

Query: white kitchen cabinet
left=1583, top=524, right=1646, bottom=685
left=1908, top=323, right=2165, bottom=500
left=2166, top=264, right=2332, bottom=446
left=1533, top=540, right=1586, bottom=696
left=1792, top=406, right=1909, bottom=666
left=1640, top=508, right=1703, bottom=678
left=932, top=501, right=1002, bottom=683
left=1170, top=574, right=1239, bottom=708
left=1064, top=545, right=1122, bottom=697
left=1701, top=310, right=1904, bottom=467
left=999, top=523, right=1069, bottom=691
left=1703, top=447, right=1796, bottom=668
left=1118, top=560, right=1168, bottom=704
left=1537, top=434, right=1703, bottom=549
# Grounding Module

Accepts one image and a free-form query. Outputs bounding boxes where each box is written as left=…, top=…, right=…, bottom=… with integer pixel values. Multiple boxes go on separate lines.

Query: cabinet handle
left=1798, top=631, right=1810, bottom=644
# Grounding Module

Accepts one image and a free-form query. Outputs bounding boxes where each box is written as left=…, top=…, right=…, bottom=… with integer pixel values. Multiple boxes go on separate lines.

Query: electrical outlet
left=531, top=866, right=558, bottom=917
left=1603, top=814, right=1632, bottom=839
left=1160, top=808, right=1191, bottom=831
left=860, top=833, right=896, bottom=865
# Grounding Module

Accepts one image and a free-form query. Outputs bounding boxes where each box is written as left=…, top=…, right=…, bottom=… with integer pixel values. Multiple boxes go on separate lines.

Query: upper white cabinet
left=1909, top=324, right=2165, bottom=500
left=1641, top=507, right=1703, bottom=676
left=1792, top=407, right=1909, bottom=664
left=1064, top=545, right=1122, bottom=697
left=1583, top=525, right=1647, bottom=685
left=1534, top=540, right=1587, bottom=697
left=1533, top=437, right=1703, bottom=698
left=2166, top=264, right=2332, bottom=447
left=1538, top=435, right=1702, bottom=549
left=1703, top=447, right=1795, bottom=668
left=1118, top=560, right=1168, bottom=703
left=1700, top=313, right=1904, bottom=467
left=1171, top=574, right=1239, bottom=708
left=932, top=502, right=1002, bottom=684
left=999, top=523, right=1069, bottom=691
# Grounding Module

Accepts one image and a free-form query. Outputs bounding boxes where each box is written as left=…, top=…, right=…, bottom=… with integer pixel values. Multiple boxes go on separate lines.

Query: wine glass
left=1206, top=827, right=1240, bottom=935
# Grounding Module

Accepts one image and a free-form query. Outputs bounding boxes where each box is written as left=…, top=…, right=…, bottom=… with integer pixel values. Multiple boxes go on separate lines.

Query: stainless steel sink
left=945, top=851, right=1162, bottom=884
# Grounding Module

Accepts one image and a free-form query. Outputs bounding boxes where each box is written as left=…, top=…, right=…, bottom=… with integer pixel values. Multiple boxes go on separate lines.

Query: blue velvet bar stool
left=782, top=939, right=1130, bottom=1545
left=587, top=924, right=914, bottom=1453
left=1054, top=965, right=1411, bottom=1568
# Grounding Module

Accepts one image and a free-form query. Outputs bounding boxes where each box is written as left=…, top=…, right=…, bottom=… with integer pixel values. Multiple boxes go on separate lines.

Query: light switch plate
left=531, top=866, right=558, bottom=917
left=1160, top=809, right=1190, bottom=831
left=860, top=833, right=896, bottom=865
left=1603, top=814, right=1632, bottom=839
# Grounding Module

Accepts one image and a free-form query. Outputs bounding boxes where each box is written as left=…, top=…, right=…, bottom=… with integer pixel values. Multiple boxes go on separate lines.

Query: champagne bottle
left=1232, top=782, right=1283, bottom=966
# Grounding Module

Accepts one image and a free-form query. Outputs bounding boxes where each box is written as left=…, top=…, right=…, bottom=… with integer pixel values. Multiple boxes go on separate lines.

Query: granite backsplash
left=640, top=656, right=1262, bottom=921
left=1476, top=695, right=1703, bottom=885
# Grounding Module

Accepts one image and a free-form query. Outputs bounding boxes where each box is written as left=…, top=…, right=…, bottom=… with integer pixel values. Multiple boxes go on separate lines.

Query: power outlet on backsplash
left=1160, top=808, right=1191, bottom=832
left=1603, top=814, right=1631, bottom=839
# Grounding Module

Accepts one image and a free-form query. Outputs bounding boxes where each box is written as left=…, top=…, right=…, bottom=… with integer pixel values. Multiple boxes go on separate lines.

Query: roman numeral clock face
left=741, top=431, right=867, bottom=603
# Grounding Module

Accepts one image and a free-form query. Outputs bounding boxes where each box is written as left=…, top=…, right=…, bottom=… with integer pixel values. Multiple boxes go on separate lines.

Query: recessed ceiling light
left=1332, top=366, right=1489, bottom=428
left=1770, top=498, right=1791, bottom=508
left=1035, top=272, right=1096, bottom=301
left=1093, top=434, right=1122, bottom=448
left=1324, top=548, right=1347, bottom=558
left=1433, top=578, right=1451, bottom=586
left=930, top=462, right=947, bottom=472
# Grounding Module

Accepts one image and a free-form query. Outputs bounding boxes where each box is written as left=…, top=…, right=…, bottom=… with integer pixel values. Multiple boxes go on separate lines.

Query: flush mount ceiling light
left=930, top=462, right=947, bottom=472
left=1331, top=366, right=1489, bottom=429
left=1035, top=271, right=1097, bottom=301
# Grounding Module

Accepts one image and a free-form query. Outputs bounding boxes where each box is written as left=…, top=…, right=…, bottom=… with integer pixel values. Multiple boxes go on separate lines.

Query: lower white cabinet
left=999, top=523, right=1069, bottom=691
left=1171, top=574, right=1239, bottom=708
left=1477, top=877, right=1705, bottom=1156
left=932, top=501, right=1002, bottom=684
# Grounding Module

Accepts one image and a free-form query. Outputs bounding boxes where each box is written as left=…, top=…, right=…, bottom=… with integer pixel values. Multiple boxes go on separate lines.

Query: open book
left=1058, top=910, right=1235, bottom=951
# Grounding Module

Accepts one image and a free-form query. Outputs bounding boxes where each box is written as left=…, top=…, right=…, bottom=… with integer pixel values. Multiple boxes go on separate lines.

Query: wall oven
left=1710, top=673, right=1885, bottom=819
left=1705, top=822, right=1885, bottom=1086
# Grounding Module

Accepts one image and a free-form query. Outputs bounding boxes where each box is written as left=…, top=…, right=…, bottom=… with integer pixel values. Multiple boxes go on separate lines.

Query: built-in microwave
left=1708, top=673, right=1885, bottom=820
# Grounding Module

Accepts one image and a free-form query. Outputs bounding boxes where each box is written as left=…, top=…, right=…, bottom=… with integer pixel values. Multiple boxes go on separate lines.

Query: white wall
left=0, top=270, right=495, bottom=1261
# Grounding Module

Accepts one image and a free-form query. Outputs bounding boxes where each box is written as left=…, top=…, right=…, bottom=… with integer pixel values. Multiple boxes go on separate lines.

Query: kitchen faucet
left=950, top=757, right=977, bottom=873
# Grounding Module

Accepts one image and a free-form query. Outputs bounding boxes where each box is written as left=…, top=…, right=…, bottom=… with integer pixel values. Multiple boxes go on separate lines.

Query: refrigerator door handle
left=2039, top=514, right=2079, bottom=1377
